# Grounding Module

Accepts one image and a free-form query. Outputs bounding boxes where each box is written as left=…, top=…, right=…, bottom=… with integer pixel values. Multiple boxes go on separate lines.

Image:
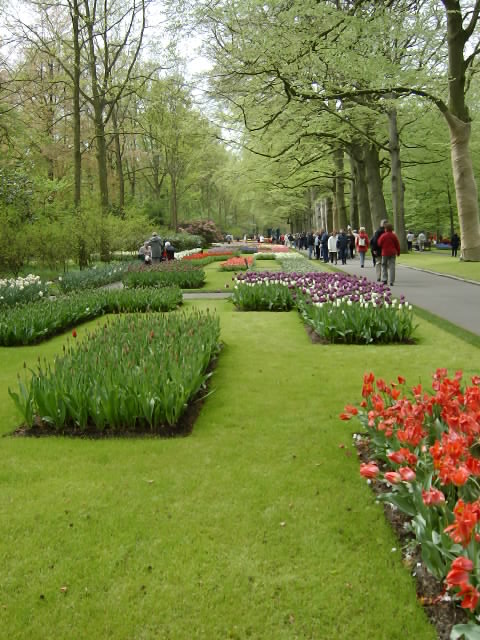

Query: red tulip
left=360, top=462, right=379, bottom=479
left=422, top=488, right=446, bottom=506
left=72, top=329, right=77, bottom=338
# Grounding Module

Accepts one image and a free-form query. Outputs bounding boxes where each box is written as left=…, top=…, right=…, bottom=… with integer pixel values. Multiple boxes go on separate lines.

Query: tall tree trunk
left=348, top=154, right=359, bottom=231
left=71, top=0, right=81, bottom=211
left=333, top=146, right=348, bottom=230
left=443, top=112, right=480, bottom=260
left=364, top=144, right=387, bottom=230
left=112, top=107, right=125, bottom=210
left=388, top=107, right=407, bottom=252
left=352, top=145, right=373, bottom=237
left=170, top=173, right=178, bottom=231
left=325, top=197, right=333, bottom=233
left=441, top=0, right=480, bottom=260
left=446, top=177, right=455, bottom=239
left=84, top=0, right=109, bottom=214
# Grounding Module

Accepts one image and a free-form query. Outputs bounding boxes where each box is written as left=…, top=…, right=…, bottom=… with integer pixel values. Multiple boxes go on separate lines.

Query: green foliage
left=0, top=287, right=182, bottom=346
left=231, top=282, right=294, bottom=310
left=10, top=309, right=220, bottom=433
left=0, top=207, right=32, bottom=276
left=162, top=232, right=205, bottom=251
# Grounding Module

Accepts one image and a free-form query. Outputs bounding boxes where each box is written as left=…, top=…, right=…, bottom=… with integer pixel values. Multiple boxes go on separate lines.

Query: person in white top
left=327, top=231, right=338, bottom=264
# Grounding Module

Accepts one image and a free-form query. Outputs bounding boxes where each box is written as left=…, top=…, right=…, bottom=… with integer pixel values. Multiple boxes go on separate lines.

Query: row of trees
left=192, top=0, right=480, bottom=258
left=1, top=0, right=479, bottom=265
left=0, top=0, right=270, bottom=269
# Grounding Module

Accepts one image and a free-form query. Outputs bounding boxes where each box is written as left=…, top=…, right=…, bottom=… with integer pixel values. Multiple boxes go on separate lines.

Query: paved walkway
left=325, top=257, right=480, bottom=336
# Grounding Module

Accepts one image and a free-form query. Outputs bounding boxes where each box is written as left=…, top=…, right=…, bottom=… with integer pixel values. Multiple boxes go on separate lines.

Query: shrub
left=178, top=219, right=223, bottom=245
left=10, top=309, right=221, bottom=434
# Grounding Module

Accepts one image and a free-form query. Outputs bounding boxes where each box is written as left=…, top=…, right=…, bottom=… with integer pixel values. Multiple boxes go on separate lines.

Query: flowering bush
left=9, top=309, right=220, bottom=434
left=342, top=369, right=480, bottom=636
left=178, top=219, right=223, bottom=245
left=0, top=274, right=49, bottom=307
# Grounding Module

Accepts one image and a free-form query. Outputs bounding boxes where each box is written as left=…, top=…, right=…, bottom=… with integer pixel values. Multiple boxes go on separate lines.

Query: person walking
left=337, top=229, right=349, bottom=265
left=406, top=231, right=414, bottom=252
left=328, top=230, right=338, bottom=264
left=451, top=232, right=460, bottom=258
left=355, top=227, right=370, bottom=268
left=377, top=223, right=401, bottom=286
left=148, top=232, right=163, bottom=263
left=370, top=219, right=388, bottom=281
left=314, top=232, right=321, bottom=260
left=347, top=228, right=356, bottom=259
left=417, top=231, right=426, bottom=251
left=307, top=231, right=315, bottom=259
left=321, top=229, right=329, bottom=263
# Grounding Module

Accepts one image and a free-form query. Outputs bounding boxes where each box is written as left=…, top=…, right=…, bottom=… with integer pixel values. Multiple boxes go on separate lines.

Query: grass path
left=1, top=300, right=478, bottom=638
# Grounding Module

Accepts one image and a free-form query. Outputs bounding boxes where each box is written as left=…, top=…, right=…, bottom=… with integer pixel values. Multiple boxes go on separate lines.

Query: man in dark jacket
left=370, top=219, right=388, bottom=281
left=320, top=230, right=329, bottom=262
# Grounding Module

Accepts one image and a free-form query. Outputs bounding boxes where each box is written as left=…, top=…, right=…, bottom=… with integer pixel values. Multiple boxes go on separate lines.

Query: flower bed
left=9, top=309, right=220, bottom=435
left=123, top=261, right=206, bottom=289
left=57, top=263, right=130, bottom=293
left=0, top=287, right=182, bottom=346
left=183, top=250, right=238, bottom=260
left=342, top=369, right=480, bottom=638
left=219, top=256, right=254, bottom=271
left=0, top=274, right=50, bottom=308
left=232, top=271, right=416, bottom=344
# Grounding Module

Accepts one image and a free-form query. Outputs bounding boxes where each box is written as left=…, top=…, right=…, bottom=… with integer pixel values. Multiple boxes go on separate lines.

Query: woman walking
left=355, top=227, right=370, bottom=268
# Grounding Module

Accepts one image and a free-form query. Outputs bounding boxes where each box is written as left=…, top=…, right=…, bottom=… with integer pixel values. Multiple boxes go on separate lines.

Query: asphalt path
left=325, top=257, right=480, bottom=336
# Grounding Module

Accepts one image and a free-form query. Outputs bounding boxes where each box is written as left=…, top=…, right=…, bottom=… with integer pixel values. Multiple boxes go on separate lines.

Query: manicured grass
left=398, top=250, right=480, bottom=282
left=187, top=261, right=238, bottom=291
left=2, top=302, right=478, bottom=638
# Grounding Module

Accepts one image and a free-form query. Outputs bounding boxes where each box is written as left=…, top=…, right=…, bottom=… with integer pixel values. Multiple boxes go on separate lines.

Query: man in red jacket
left=377, top=222, right=401, bottom=286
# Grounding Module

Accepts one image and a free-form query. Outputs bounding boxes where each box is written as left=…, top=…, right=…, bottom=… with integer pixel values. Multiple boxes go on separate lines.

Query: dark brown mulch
left=354, top=435, right=469, bottom=639
left=10, top=353, right=220, bottom=440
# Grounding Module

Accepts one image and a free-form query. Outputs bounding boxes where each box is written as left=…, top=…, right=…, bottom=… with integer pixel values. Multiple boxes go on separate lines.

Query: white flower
left=38, top=291, right=43, bottom=297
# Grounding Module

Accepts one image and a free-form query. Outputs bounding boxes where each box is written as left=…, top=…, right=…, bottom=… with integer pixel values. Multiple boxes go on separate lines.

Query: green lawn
left=398, top=250, right=480, bottom=282
left=1, top=300, right=478, bottom=638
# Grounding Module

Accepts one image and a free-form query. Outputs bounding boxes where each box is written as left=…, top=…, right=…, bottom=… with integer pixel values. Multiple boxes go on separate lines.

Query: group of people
left=137, top=232, right=175, bottom=264
left=293, top=222, right=401, bottom=285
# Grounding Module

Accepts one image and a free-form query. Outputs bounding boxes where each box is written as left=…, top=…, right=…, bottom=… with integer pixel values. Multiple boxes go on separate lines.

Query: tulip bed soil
left=0, top=302, right=478, bottom=638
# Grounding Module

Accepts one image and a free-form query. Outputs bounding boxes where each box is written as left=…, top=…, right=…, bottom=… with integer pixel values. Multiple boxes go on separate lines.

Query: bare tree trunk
left=388, top=107, right=407, bottom=252
left=364, top=144, right=387, bottom=230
